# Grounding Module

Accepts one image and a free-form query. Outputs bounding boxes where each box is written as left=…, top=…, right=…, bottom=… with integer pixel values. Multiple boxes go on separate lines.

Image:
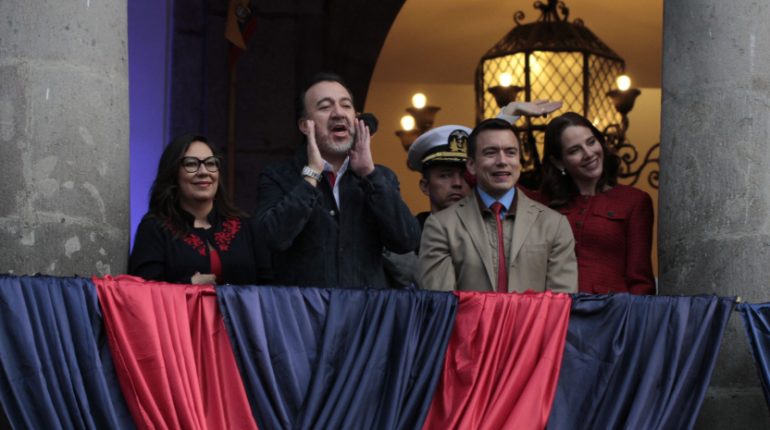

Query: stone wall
left=660, top=1, right=770, bottom=427
left=0, top=1, right=129, bottom=276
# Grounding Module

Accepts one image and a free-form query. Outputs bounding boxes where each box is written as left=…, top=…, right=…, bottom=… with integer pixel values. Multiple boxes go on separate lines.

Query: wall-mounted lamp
left=603, top=74, right=659, bottom=188
left=396, top=93, right=441, bottom=151
left=606, top=74, right=641, bottom=118
left=405, top=92, right=441, bottom=131
left=487, top=73, right=524, bottom=109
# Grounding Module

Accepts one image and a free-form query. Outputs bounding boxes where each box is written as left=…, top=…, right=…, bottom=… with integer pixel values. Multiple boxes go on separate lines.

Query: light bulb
left=616, top=75, right=631, bottom=91
left=499, top=73, right=513, bottom=87
left=400, top=115, right=416, bottom=131
left=530, top=53, right=543, bottom=75
left=411, top=93, right=427, bottom=109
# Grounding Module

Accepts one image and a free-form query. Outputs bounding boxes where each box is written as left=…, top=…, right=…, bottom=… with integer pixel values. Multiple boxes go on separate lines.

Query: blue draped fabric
left=216, top=285, right=457, bottom=430
left=547, top=294, right=734, bottom=430
left=0, top=275, right=134, bottom=429
left=738, top=302, right=770, bottom=410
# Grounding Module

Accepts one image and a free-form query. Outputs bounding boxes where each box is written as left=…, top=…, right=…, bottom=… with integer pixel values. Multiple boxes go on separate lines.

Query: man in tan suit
left=417, top=118, right=577, bottom=293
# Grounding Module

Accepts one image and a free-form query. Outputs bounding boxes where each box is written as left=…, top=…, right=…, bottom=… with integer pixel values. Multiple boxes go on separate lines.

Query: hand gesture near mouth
left=303, top=119, right=325, bottom=173
left=349, top=119, right=374, bottom=177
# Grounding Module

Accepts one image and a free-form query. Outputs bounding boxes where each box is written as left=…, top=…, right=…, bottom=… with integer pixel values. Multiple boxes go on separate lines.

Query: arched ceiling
left=373, top=0, right=663, bottom=88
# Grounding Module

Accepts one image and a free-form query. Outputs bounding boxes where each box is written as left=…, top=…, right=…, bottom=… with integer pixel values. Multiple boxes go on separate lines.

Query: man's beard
left=318, top=132, right=355, bottom=156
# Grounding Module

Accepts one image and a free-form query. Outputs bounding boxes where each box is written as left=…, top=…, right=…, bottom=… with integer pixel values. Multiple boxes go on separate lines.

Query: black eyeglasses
left=180, top=156, right=221, bottom=173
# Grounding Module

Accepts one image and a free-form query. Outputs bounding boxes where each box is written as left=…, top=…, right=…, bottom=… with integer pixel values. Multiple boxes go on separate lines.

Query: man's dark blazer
left=255, top=149, right=420, bottom=288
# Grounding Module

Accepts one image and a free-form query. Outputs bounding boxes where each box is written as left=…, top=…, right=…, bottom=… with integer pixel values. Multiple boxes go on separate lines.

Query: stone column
left=0, top=2, right=129, bottom=276
left=660, top=1, right=770, bottom=427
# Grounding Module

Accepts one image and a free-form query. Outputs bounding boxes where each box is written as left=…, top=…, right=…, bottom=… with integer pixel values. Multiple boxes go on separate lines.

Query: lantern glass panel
left=528, top=51, right=582, bottom=128
left=588, top=56, right=624, bottom=131
left=481, top=53, right=525, bottom=118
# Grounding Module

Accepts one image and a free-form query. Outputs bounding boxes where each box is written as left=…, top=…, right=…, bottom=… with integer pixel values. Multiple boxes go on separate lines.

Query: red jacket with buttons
left=525, top=185, right=655, bottom=295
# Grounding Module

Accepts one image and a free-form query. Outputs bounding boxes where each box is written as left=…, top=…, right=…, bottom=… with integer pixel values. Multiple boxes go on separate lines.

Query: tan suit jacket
left=417, top=188, right=577, bottom=293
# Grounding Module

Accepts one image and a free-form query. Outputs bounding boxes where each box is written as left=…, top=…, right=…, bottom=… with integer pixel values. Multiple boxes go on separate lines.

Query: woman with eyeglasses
left=129, top=134, right=260, bottom=284
left=539, top=112, right=655, bottom=295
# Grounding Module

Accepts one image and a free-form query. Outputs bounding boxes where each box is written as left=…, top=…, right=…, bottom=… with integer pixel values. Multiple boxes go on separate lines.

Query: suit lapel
left=509, top=190, right=541, bottom=264
left=456, top=192, right=496, bottom=288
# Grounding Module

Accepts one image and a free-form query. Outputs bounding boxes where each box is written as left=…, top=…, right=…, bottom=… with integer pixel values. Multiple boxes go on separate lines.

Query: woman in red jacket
left=539, top=112, right=655, bottom=295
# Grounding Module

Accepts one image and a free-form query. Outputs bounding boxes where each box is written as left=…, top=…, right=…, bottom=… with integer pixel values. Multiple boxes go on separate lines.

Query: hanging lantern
left=475, top=0, right=624, bottom=187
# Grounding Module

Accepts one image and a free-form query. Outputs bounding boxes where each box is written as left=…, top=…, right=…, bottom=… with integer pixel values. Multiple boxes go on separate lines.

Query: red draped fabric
left=423, top=291, right=572, bottom=430
left=94, top=275, right=258, bottom=430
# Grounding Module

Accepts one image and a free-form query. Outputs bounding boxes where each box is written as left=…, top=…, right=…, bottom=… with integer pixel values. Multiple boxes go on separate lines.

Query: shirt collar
left=477, top=186, right=516, bottom=214
left=323, top=157, right=350, bottom=177
left=179, top=206, right=219, bottom=227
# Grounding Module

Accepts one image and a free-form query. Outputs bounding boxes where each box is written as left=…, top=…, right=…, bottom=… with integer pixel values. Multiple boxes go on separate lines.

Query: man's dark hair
left=421, top=162, right=466, bottom=179
left=296, top=72, right=354, bottom=120
left=468, top=118, right=518, bottom=159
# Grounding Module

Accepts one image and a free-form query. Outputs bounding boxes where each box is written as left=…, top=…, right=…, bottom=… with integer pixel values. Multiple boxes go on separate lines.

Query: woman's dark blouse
left=129, top=209, right=259, bottom=285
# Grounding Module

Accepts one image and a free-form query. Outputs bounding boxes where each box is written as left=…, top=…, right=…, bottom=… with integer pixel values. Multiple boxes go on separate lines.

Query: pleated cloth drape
left=0, top=275, right=738, bottom=430
left=0, top=275, right=134, bottom=429
left=737, top=302, right=770, bottom=413
left=422, top=291, right=572, bottom=430
left=547, top=294, right=734, bottom=430
left=216, top=285, right=457, bottom=430
left=94, top=275, right=257, bottom=430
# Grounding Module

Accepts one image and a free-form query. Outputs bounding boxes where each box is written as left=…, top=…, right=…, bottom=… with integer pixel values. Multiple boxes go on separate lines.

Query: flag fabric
left=547, top=294, right=734, bottom=430
left=0, top=275, right=134, bottom=429
left=94, top=275, right=257, bottom=430
left=0, top=275, right=740, bottom=429
left=737, top=302, right=770, bottom=411
left=225, top=0, right=250, bottom=49
left=225, top=0, right=257, bottom=69
left=216, top=285, right=457, bottom=430
left=423, top=291, right=572, bottom=430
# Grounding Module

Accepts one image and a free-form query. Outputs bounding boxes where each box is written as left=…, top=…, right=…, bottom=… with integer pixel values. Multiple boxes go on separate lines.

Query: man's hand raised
left=300, top=119, right=324, bottom=186
left=501, top=100, right=563, bottom=118
left=349, top=118, right=374, bottom=177
left=302, top=120, right=325, bottom=172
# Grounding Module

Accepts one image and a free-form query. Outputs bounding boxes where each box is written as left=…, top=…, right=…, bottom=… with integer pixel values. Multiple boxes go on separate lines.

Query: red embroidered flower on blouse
left=183, top=233, right=207, bottom=256
left=214, top=219, right=241, bottom=251
left=164, top=221, right=207, bottom=256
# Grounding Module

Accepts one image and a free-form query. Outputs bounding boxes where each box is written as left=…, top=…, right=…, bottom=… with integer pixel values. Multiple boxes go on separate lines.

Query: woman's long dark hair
left=540, top=112, right=620, bottom=208
left=147, top=134, right=244, bottom=234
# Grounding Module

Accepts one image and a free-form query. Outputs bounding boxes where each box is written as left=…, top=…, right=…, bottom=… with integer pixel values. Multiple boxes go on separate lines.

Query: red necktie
left=325, top=171, right=337, bottom=189
left=490, top=202, right=508, bottom=293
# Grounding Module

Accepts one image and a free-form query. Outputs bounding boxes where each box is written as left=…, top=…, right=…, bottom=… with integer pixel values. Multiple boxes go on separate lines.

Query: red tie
left=325, top=171, right=337, bottom=189
left=490, top=202, right=508, bottom=293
